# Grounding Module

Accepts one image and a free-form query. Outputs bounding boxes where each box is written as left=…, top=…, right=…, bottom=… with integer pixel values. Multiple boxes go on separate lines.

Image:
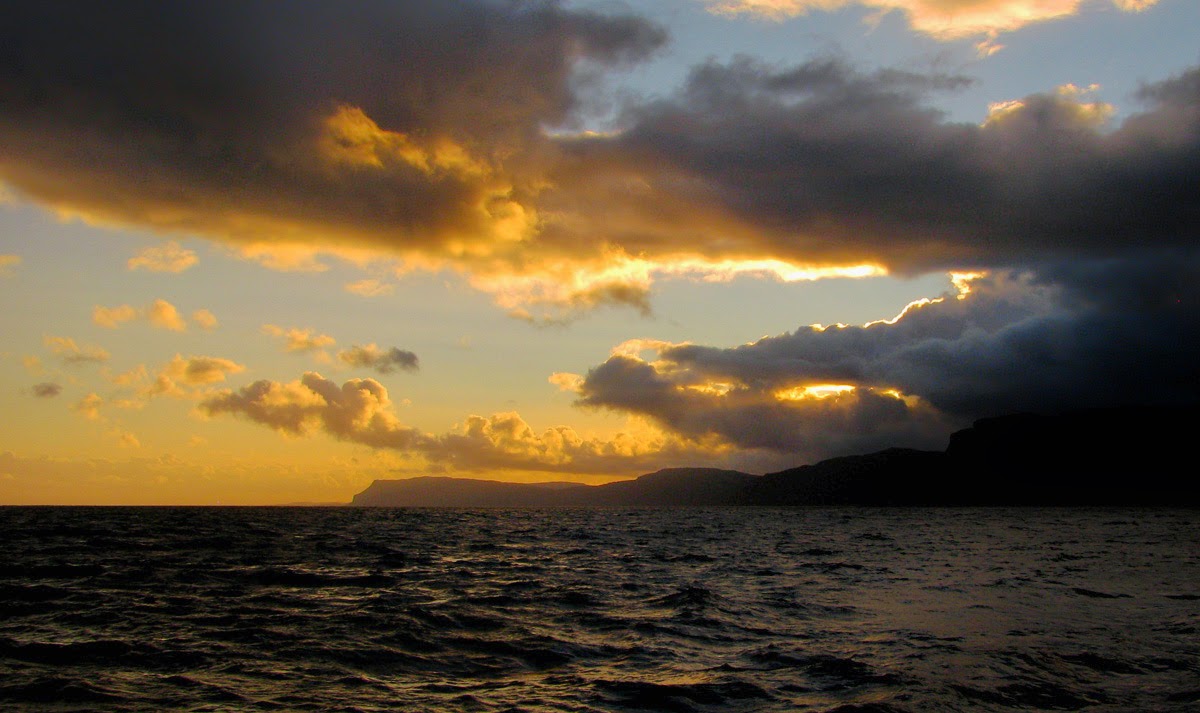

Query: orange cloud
left=703, top=0, right=1158, bottom=38
left=199, top=372, right=733, bottom=475
left=192, top=309, right=219, bottom=330
left=1, top=2, right=1195, bottom=322
left=344, top=278, right=395, bottom=297
left=262, top=325, right=336, bottom=353
left=127, top=241, right=198, bottom=273
left=92, top=299, right=209, bottom=332
left=44, top=336, right=109, bottom=365
left=73, top=392, right=104, bottom=421
left=145, top=354, right=246, bottom=399
left=0, top=254, right=20, bottom=276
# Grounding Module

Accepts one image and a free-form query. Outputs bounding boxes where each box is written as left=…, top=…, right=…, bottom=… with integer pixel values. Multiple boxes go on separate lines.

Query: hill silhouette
left=349, top=405, right=1199, bottom=507
left=351, top=468, right=755, bottom=507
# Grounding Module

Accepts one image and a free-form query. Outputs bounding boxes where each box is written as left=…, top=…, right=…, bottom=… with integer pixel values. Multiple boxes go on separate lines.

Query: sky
left=1, top=0, right=1198, bottom=504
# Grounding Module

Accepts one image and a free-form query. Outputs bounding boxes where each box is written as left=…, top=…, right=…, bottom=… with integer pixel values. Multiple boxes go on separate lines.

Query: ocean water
left=0, top=506, right=1197, bottom=712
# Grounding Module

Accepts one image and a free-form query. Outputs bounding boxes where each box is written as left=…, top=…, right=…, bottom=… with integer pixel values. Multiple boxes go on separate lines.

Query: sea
left=0, top=506, right=1197, bottom=712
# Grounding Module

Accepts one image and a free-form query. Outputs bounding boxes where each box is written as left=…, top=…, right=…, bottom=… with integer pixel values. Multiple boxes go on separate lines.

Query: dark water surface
left=1, top=506, right=1197, bottom=712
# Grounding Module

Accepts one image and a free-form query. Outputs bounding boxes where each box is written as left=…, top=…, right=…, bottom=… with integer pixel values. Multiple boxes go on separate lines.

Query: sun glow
left=950, top=271, right=987, bottom=299
left=686, top=382, right=736, bottom=396
left=774, top=384, right=857, bottom=401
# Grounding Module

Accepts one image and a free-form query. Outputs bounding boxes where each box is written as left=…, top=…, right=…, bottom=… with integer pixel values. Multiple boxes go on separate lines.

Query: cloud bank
left=199, top=372, right=727, bottom=474
left=572, top=261, right=1200, bottom=462
left=1, top=2, right=1196, bottom=318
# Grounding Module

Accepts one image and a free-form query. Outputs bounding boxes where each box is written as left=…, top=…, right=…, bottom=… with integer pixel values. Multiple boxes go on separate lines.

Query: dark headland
left=350, top=405, right=1199, bottom=507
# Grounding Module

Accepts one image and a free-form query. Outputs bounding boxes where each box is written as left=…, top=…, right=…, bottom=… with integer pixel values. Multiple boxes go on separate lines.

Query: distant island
left=350, top=405, right=1199, bottom=507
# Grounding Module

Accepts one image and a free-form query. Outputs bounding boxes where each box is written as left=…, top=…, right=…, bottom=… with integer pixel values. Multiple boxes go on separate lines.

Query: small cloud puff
left=0, top=254, right=20, bottom=276
left=127, top=241, right=198, bottom=273
left=31, top=382, right=62, bottom=398
left=93, top=299, right=213, bottom=332
left=338, top=344, right=419, bottom=374
left=73, top=393, right=104, bottom=420
left=44, top=336, right=109, bottom=365
left=191, top=309, right=219, bottom=330
left=263, top=324, right=336, bottom=353
left=146, top=354, right=246, bottom=398
left=344, top=278, right=395, bottom=297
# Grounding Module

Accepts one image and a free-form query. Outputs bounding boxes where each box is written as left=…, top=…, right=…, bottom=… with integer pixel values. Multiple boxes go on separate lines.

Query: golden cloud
left=0, top=2, right=1194, bottom=323
left=703, top=0, right=1158, bottom=37
left=73, top=392, right=104, bottom=421
left=127, top=241, right=198, bottom=273
left=199, top=372, right=732, bottom=475
left=344, top=278, right=395, bottom=297
left=192, top=309, right=219, bottom=330
left=44, top=336, right=110, bottom=365
left=93, top=299, right=205, bottom=332
left=145, top=354, right=246, bottom=399
left=0, top=254, right=20, bottom=276
left=262, top=325, right=337, bottom=353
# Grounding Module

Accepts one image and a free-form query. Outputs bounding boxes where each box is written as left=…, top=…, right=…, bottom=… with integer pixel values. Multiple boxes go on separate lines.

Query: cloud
left=262, top=324, right=336, bottom=353
left=91, top=304, right=139, bottom=329
left=146, top=300, right=187, bottom=332
left=191, top=309, right=219, bottom=330
left=73, top=393, right=104, bottom=421
left=344, top=279, right=395, bottom=297
left=44, top=336, right=109, bottom=365
left=199, top=372, right=425, bottom=447
left=2, top=1, right=1197, bottom=329
left=338, top=344, right=419, bottom=374
left=0, top=1, right=667, bottom=313
left=576, top=260, right=1200, bottom=461
left=31, top=382, right=62, bottom=398
left=702, top=0, right=1158, bottom=38
left=544, top=58, right=1200, bottom=279
left=200, top=372, right=729, bottom=474
left=127, top=241, right=198, bottom=273
left=93, top=299, right=209, bottom=331
left=146, top=354, right=246, bottom=398
left=114, top=430, right=141, bottom=449
left=0, top=254, right=20, bottom=276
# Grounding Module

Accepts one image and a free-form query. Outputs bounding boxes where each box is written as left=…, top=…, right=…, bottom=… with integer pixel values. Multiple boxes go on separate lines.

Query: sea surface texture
left=1, top=506, right=1197, bottom=712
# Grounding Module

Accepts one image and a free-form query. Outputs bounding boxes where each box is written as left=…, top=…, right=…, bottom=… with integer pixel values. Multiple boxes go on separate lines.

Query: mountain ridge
left=349, top=404, right=1199, bottom=507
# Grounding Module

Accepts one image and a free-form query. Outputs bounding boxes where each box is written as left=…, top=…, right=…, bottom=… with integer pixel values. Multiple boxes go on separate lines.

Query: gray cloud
left=31, top=382, right=62, bottom=398
left=545, top=57, right=1200, bottom=274
left=0, top=0, right=666, bottom=266
left=3, top=2, right=1199, bottom=317
left=338, top=344, right=419, bottom=374
left=578, top=257, right=1200, bottom=459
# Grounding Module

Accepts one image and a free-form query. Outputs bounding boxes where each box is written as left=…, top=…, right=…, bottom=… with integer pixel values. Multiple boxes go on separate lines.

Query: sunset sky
left=2, top=0, right=1198, bottom=504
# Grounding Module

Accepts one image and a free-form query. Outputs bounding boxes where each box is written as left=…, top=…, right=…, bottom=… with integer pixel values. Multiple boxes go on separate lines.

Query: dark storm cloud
left=0, top=0, right=666, bottom=259
left=578, top=352, right=953, bottom=459
left=3, top=1, right=1198, bottom=307
left=546, top=57, right=1200, bottom=272
left=577, top=257, right=1200, bottom=458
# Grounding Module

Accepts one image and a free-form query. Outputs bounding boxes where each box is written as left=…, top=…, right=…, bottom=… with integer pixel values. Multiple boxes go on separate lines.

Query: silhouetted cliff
left=741, top=448, right=950, bottom=505
left=350, top=405, right=1199, bottom=506
left=350, top=468, right=755, bottom=507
